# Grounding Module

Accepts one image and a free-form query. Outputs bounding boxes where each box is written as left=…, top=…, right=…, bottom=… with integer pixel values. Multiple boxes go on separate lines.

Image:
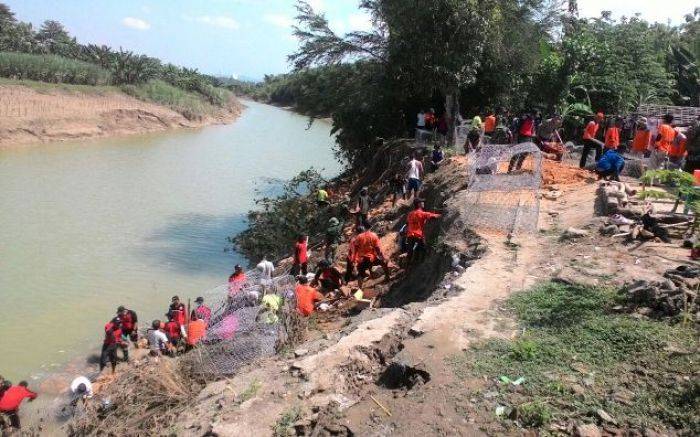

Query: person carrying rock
left=99, top=316, right=125, bottom=374
left=312, top=259, right=344, bottom=294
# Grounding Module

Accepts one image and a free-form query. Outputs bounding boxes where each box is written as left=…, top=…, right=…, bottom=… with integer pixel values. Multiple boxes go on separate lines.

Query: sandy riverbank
left=0, top=83, right=242, bottom=147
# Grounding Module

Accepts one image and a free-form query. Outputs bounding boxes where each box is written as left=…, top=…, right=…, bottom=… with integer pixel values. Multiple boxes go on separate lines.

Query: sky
left=5, top=0, right=697, bottom=80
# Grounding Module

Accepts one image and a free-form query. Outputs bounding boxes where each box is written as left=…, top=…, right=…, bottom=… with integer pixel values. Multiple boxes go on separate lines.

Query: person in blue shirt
left=430, top=144, right=444, bottom=171
left=596, top=148, right=625, bottom=181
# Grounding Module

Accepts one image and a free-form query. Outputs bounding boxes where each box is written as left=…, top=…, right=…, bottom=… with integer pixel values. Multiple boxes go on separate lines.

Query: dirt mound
left=541, top=161, right=596, bottom=187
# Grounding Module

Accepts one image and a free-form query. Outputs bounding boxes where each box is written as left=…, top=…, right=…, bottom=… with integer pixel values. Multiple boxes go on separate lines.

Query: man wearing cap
left=192, top=297, right=211, bottom=325
left=406, top=199, right=441, bottom=265
left=70, top=375, right=93, bottom=407
left=579, top=112, right=605, bottom=168
left=117, top=306, right=138, bottom=360
left=324, top=217, right=344, bottom=262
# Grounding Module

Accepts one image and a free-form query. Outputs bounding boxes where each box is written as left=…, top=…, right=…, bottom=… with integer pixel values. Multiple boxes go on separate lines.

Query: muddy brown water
left=0, top=101, right=341, bottom=425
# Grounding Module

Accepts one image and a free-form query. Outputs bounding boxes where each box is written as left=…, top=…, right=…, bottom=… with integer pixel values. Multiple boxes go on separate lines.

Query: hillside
left=0, top=79, right=242, bottom=146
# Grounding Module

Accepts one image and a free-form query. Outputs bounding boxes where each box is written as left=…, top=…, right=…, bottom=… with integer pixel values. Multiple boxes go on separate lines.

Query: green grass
left=121, top=79, right=225, bottom=120
left=0, top=51, right=111, bottom=85
left=236, top=379, right=261, bottom=405
left=0, top=77, right=118, bottom=95
left=273, top=407, right=301, bottom=436
left=448, top=282, right=699, bottom=433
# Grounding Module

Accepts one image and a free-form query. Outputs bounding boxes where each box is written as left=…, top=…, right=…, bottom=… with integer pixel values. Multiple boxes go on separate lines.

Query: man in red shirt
left=0, top=381, right=37, bottom=429
left=100, top=317, right=124, bottom=374
left=346, top=226, right=390, bottom=289
left=292, top=235, right=309, bottom=276
left=579, top=112, right=605, bottom=168
left=312, top=259, right=344, bottom=293
left=117, top=305, right=138, bottom=361
left=164, top=313, right=182, bottom=349
left=406, top=199, right=441, bottom=264
left=295, top=276, right=324, bottom=316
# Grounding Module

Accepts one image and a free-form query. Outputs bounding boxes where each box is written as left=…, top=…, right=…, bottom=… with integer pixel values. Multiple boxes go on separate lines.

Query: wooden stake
left=370, top=395, right=392, bottom=417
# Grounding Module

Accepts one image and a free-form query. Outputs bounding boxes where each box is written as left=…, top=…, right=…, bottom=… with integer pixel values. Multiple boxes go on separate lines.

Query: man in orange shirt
left=604, top=118, right=621, bottom=150
left=295, top=275, right=324, bottom=317
left=346, top=226, right=390, bottom=288
left=186, top=312, right=207, bottom=349
left=667, top=127, right=688, bottom=170
left=651, top=114, right=678, bottom=169
left=579, top=112, right=605, bottom=168
left=483, top=111, right=497, bottom=136
left=406, top=199, right=441, bottom=264
left=630, top=117, right=651, bottom=156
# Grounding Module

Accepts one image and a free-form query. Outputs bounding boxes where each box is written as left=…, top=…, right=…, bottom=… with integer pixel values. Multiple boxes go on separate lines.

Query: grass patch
left=0, top=52, right=111, bottom=85
left=448, top=281, right=699, bottom=433
left=273, top=406, right=301, bottom=436
left=121, top=79, right=227, bottom=120
left=0, top=77, right=118, bottom=95
left=236, top=379, right=261, bottom=405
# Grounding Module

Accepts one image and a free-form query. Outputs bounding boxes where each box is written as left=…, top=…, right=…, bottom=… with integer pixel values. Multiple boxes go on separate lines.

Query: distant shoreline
left=0, top=80, right=243, bottom=148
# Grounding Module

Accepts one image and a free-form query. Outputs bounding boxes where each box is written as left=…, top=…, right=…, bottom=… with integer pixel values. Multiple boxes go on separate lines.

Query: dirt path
left=0, top=84, right=241, bottom=147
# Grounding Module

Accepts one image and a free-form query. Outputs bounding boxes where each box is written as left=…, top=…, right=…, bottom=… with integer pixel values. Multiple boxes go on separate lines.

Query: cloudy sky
left=5, top=0, right=697, bottom=80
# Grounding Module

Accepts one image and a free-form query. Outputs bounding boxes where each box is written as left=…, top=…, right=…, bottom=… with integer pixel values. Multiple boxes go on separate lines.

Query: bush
left=0, top=52, right=112, bottom=85
left=121, top=79, right=217, bottom=120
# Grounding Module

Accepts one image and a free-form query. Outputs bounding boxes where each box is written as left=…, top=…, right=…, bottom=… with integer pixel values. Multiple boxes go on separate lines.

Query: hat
left=329, top=217, right=339, bottom=226
left=195, top=297, right=204, bottom=303
left=638, top=117, right=648, bottom=123
left=171, top=295, right=179, bottom=301
left=117, top=305, right=126, bottom=313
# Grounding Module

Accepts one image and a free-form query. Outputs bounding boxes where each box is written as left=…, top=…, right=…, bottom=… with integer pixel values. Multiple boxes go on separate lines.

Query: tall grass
left=0, top=52, right=112, bottom=85
left=121, top=79, right=218, bottom=120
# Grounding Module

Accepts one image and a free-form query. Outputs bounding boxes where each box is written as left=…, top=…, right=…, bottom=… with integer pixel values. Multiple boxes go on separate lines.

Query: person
left=604, top=118, right=621, bottom=150
left=0, top=377, right=9, bottom=400
left=471, top=113, right=483, bottom=132
left=0, top=381, right=37, bottom=429
left=259, top=293, right=283, bottom=324
left=69, top=376, right=93, bottom=407
left=667, top=128, right=687, bottom=170
left=227, top=265, right=247, bottom=296
left=596, top=148, right=625, bottom=181
left=324, top=217, right=344, bottom=262
left=312, top=259, right=344, bottom=294
left=168, top=295, right=187, bottom=331
left=436, top=113, right=449, bottom=145
left=430, top=144, right=444, bottom=172
left=491, top=120, right=513, bottom=145
left=354, top=186, right=372, bottom=228
left=517, top=112, right=536, bottom=143
left=536, top=115, right=563, bottom=143
left=117, top=306, right=138, bottom=361
left=147, top=320, right=170, bottom=357
left=346, top=226, right=390, bottom=289
left=163, top=313, right=182, bottom=349
left=416, top=109, right=426, bottom=132
left=483, top=111, right=497, bottom=137
left=316, top=187, right=330, bottom=207
left=192, top=296, right=212, bottom=325
left=630, top=117, right=652, bottom=157
left=405, top=199, right=441, bottom=264
left=294, top=275, right=324, bottom=317
left=99, top=317, right=124, bottom=374
left=389, top=173, right=406, bottom=206
left=466, top=123, right=481, bottom=152
left=256, top=255, right=275, bottom=289
left=186, top=313, right=207, bottom=349
left=425, top=108, right=436, bottom=130
left=406, top=153, right=424, bottom=200
left=579, top=112, right=605, bottom=168
left=292, top=235, right=308, bottom=276
left=650, top=113, right=677, bottom=170
left=683, top=117, right=700, bottom=174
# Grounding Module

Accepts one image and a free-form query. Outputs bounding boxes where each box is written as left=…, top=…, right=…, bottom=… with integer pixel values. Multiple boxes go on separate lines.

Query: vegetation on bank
left=0, top=3, right=234, bottom=117
left=449, top=282, right=699, bottom=434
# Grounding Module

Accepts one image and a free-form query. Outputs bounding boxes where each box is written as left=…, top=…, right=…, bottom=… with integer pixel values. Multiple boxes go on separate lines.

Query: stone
left=595, top=409, right=616, bottom=425
left=574, top=423, right=602, bottom=437
left=563, top=227, right=590, bottom=239
left=570, top=384, right=586, bottom=396
left=294, top=349, right=309, bottom=358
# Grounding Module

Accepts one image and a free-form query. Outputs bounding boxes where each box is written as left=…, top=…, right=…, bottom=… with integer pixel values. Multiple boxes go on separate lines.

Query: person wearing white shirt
left=406, top=154, right=424, bottom=199
left=256, top=256, right=275, bottom=289
left=70, top=376, right=93, bottom=406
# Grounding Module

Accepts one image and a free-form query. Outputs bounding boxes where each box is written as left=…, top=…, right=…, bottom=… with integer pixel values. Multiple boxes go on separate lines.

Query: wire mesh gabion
left=182, top=273, right=298, bottom=378
left=461, top=142, right=542, bottom=234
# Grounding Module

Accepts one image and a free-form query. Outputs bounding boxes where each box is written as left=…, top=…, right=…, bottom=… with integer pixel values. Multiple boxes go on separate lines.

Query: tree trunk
left=445, top=90, right=457, bottom=147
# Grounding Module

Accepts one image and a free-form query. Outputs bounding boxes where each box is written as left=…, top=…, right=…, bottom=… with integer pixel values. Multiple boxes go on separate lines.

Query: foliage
left=0, top=51, right=111, bottom=85
left=231, top=168, right=341, bottom=262
left=0, top=2, right=232, bottom=112
left=273, top=407, right=301, bottom=437
left=121, top=80, right=228, bottom=120
left=448, top=282, right=699, bottom=432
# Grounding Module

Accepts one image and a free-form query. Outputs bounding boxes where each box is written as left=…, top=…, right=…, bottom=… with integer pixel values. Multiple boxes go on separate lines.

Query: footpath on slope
left=0, top=82, right=242, bottom=146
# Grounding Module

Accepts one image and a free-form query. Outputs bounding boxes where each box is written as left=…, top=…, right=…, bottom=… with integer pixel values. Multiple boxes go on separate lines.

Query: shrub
left=0, top=52, right=111, bottom=85
left=121, top=79, right=216, bottom=120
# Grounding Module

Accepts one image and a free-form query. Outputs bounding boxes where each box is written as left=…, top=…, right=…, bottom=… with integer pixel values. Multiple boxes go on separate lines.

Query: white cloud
left=192, top=15, right=240, bottom=30
left=308, top=0, right=325, bottom=13
left=347, top=12, right=372, bottom=32
left=264, top=14, right=294, bottom=29
left=122, top=17, right=150, bottom=31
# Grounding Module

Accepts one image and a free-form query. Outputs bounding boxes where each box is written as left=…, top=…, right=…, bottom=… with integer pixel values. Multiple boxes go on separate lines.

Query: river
left=0, top=100, right=341, bottom=386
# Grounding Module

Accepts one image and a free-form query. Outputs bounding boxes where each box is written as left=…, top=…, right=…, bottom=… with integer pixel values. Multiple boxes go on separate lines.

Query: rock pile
left=624, top=266, right=699, bottom=321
